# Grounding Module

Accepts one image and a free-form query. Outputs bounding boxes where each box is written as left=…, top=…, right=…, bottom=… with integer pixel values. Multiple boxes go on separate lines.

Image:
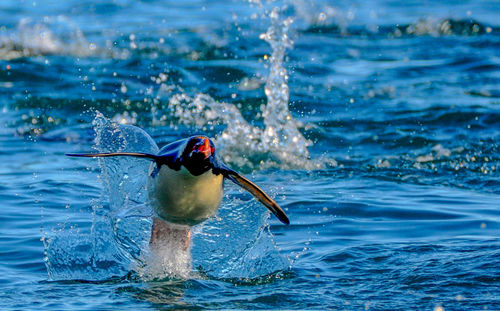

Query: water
left=1, top=0, right=499, bottom=309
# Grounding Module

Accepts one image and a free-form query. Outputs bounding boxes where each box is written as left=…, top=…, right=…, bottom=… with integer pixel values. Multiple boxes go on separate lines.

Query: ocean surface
left=1, top=0, right=499, bottom=309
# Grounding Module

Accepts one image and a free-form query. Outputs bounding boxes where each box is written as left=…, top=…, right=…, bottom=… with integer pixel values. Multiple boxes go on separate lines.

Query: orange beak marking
left=196, top=138, right=212, bottom=158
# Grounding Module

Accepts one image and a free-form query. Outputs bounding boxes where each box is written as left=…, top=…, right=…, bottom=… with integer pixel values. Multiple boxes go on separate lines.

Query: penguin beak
left=194, top=138, right=212, bottom=159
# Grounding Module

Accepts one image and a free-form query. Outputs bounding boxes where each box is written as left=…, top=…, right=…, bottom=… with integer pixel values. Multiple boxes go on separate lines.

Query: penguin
left=67, top=135, right=289, bottom=248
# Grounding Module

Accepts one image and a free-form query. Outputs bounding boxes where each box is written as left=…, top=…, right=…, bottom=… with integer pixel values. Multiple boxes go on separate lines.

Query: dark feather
left=66, top=152, right=159, bottom=160
left=66, top=152, right=181, bottom=170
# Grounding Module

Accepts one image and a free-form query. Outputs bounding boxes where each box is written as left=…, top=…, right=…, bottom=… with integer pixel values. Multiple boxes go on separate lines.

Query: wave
left=302, top=18, right=495, bottom=37
left=2, top=12, right=496, bottom=62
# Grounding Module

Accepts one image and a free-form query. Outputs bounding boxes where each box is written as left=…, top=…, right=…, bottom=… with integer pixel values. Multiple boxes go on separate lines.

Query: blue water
left=1, top=0, right=499, bottom=309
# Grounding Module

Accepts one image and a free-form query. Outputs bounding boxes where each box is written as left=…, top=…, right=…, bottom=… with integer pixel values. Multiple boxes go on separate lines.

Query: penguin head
left=181, top=136, right=216, bottom=176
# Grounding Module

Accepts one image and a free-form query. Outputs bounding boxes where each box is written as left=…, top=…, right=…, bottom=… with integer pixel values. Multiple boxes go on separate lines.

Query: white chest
left=147, top=165, right=224, bottom=225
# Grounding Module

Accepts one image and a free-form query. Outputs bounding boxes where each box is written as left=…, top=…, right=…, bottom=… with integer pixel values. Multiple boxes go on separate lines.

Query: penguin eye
left=189, top=138, right=203, bottom=149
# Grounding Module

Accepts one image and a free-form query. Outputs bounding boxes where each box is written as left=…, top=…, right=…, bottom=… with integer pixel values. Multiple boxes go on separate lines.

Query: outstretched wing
left=218, top=164, right=290, bottom=225
left=66, top=152, right=159, bottom=160
left=66, top=152, right=179, bottom=169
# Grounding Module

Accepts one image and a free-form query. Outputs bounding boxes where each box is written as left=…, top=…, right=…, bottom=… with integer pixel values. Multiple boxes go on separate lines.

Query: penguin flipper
left=66, top=152, right=160, bottom=161
left=219, top=166, right=290, bottom=225
left=66, top=152, right=170, bottom=169
left=66, top=152, right=159, bottom=158
left=66, top=152, right=182, bottom=170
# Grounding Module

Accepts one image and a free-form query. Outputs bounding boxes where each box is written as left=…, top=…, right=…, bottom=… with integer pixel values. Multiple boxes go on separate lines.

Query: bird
left=67, top=135, right=289, bottom=249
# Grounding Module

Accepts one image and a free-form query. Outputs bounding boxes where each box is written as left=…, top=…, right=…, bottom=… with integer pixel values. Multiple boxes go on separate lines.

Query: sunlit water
left=1, top=0, right=499, bottom=309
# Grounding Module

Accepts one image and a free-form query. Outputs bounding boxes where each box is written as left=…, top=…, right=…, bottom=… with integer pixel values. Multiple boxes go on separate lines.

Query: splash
left=0, top=16, right=93, bottom=60
left=290, top=0, right=347, bottom=34
left=138, top=221, right=192, bottom=280
left=394, top=18, right=489, bottom=37
left=166, top=8, right=323, bottom=171
left=44, top=113, right=158, bottom=281
left=192, top=196, right=290, bottom=279
left=260, top=8, right=312, bottom=165
left=46, top=113, right=289, bottom=281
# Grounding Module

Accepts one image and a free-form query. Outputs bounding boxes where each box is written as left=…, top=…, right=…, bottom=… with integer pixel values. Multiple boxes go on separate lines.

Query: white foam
left=0, top=16, right=93, bottom=60
left=137, top=223, right=192, bottom=280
